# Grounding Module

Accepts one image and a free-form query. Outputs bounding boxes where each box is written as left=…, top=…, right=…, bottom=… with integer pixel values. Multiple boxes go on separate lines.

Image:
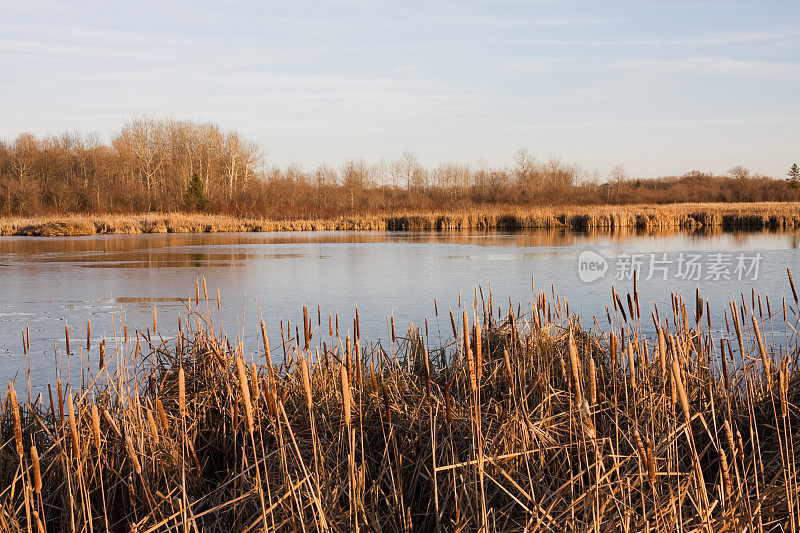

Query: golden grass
left=1, top=201, right=799, bottom=236
left=1, top=275, right=799, bottom=530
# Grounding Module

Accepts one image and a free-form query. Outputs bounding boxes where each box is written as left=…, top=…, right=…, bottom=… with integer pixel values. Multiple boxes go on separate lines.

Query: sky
left=1, top=1, right=798, bottom=179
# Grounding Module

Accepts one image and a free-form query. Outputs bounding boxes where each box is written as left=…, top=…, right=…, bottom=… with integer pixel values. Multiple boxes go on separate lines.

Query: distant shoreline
left=2, top=201, right=799, bottom=236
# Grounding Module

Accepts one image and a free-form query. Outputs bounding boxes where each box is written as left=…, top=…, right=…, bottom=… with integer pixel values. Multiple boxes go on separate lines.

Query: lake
left=1, top=228, right=798, bottom=389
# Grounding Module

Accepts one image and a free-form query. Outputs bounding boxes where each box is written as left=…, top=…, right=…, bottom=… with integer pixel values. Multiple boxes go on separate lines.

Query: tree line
left=0, top=117, right=797, bottom=217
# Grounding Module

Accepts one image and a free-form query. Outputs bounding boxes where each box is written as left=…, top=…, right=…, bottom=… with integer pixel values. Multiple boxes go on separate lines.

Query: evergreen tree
left=788, top=163, right=800, bottom=188
left=185, top=173, right=209, bottom=210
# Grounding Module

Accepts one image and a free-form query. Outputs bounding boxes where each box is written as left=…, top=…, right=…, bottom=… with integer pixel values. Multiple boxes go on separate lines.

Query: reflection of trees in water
left=2, top=228, right=799, bottom=267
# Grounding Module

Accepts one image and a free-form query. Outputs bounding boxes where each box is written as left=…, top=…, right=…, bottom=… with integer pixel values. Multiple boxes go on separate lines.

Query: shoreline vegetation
left=2, top=118, right=799, bottom=220
left=2, top=276, right=799, bottom=529
left=2, top=201, right=800, bottom=237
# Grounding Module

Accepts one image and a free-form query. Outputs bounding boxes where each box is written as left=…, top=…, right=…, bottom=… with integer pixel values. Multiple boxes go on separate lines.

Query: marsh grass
left=0, top=273, right=799, bottom=531
left=1, top=201, right=799, bottom=236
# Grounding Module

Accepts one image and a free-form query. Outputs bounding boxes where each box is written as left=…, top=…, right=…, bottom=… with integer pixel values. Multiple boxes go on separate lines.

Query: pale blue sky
left=1, top=1, right=798, bottom=179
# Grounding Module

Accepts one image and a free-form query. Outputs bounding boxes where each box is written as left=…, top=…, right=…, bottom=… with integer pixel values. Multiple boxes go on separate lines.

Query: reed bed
left=1, top=201, right=799, bottom=236
left=1, top=273, right=799, bottom=531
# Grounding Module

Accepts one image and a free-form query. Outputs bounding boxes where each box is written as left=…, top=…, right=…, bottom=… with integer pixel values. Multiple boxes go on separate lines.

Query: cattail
left=30, top=445, right=42, bottom=494
left=340, top=364, right=351, bottom=427
left=202, top=276, right=207, bottom=300
left=91, top=404, right=102, bottom=450
left=301, top=357, right=313, bottom=411
left=125, top=433, right=142, bottom=475
left=503, top=349, right=513, bottom=390
left=249, top=362, right=260, bottom=403
left=720, top=450, right=733, bottom=498
left=723, top=419, right=736, bottom=459
left=67, top=392, right=80, bottom=457
left=178, top=366, right=186, bottom=418
left=345, top=334, right=352, bottom=384
left=303, top=305, right=310, bottom=351
left=57, top=380, right=64, bottom=427
left=65, top=324, right=71, bottom=356
left=146, top=408, right=159, bottom=445
left=236, top=357, right=255, bottom=434
left=474, top=321, right=482, bottom=381
left=627, top=341, right=637, bottom=392
left=10, top=386, right=23, bottom=457
left=391, top=315, right=396, bottom=343
left=195, top=279, right=200, bottom=306
left=99, top=339, right=106, bottom=369
left=381, top=382, right=392, bottom=427
left=736, top=429, right=745, bottom=463
left=462, top=311, right=476, bottom=392
left=634, top=428, right=647, bottom=469
left=671, top=355, right=691, bottom=423
left=751, top=315, right=772, bottom=388
left=789, top=267, right=798, bottom=305
left=260, top=320, right=270, bottom=358
left=370, top=362, right=379, bottom=398
left=86, top=320, right=91, bottom=350
left=103, top=408, right=122, bottom=437
left=156, top=398, right=168, bottom=429
left=568, top=331, right=582, bottom=405
left=645, top=438, right=656, bottom=488
left=657, top=328, right=667, bottom=379
left=423, top=347, right=431, bottom=399
left=588, top=355, right=597, bottom=405
left=152, top=306, right=157, bottom=334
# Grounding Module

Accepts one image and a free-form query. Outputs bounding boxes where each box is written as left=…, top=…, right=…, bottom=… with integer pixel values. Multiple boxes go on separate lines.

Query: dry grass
left=1, top=273, right=799, bottom=531
left=1, top=201, right=799, bottom=236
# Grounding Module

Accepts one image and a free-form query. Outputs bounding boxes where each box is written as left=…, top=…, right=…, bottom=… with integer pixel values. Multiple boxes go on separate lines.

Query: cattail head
left=670, top=355, right=691, bottom=423
left=474, top=322, right=482, bottom=381
left=752, top=315, right=772, bottom=388
left=31, top=444, right=42, bottom=494
left=236, top=356, right=255, bottom=434
left=260, top=320, right=270, bottom=358
left=627, top=341, right=637, bottom=392
left=503, top=349, right=514, bottom=392
left=103, top=408, right=122, bottom=437
left=10, top=385, right=23, bottom=457
left=588, top=355, right=597, bottom=405
left=568, top=331, right=582, bottom=405
left=146, top=408, right=159, bottom=446
left=301, top=357, right=313, bottom=411
left=657, top=328, right=667, bottom=379
left=249, top=362, right=260, bottom=403
left=67, top=392, right=80, bottom=457
left=340, top=364, right=351, bottom=428
left=645, top=438, right=656, bottom=488
left=178, top=366, right=186, bottom=418
left=99, top=339, right=106, bottom=370
left=125, top=433, right=142, bottom=475
left=91, top=404, right=102, bottom=450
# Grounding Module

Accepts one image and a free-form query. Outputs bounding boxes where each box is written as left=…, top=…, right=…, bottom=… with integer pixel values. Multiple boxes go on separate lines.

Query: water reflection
left=0, top=227, right=797, bottom=389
